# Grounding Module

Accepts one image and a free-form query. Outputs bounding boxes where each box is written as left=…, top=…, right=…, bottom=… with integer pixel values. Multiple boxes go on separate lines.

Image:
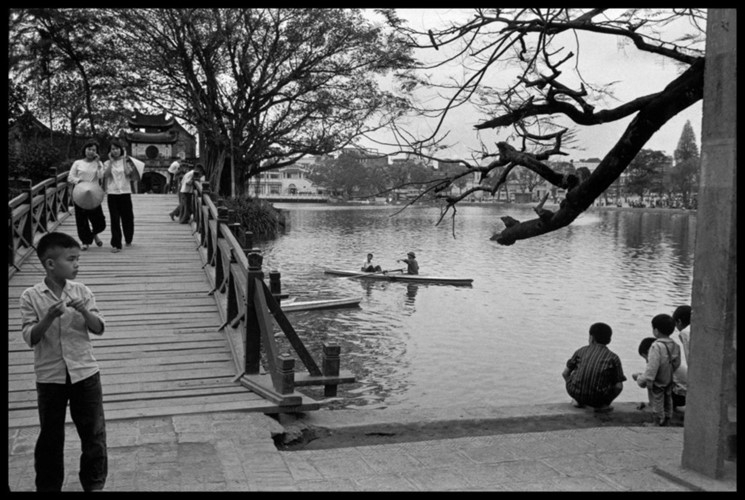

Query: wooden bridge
left=8, top=173, right=353, bottom=429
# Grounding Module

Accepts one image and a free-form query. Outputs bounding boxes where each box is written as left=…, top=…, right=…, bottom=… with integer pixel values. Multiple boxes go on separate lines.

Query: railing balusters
left=193, top=182, right=355, bottom=406
left=8, top=171, right=73, bottom=278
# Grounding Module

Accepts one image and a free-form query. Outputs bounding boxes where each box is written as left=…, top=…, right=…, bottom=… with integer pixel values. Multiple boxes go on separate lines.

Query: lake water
left=255, top=203, right=696, bottom=412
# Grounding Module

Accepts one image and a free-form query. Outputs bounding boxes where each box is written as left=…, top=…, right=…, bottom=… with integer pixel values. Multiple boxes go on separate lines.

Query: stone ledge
left=275, top=402, right=672, bottom=450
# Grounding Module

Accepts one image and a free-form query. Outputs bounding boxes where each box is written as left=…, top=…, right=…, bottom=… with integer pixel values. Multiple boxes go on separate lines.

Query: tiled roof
left=128, top=111, right=175, bottom=128
left=124, top=131, right=178, bottom=144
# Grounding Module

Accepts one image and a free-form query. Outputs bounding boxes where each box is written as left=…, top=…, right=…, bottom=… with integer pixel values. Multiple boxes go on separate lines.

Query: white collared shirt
left=68, top=159, right=103, bottom=184
left=20, top=280, right=105, bottom=384
left=104, top=157, right=133, bottom=194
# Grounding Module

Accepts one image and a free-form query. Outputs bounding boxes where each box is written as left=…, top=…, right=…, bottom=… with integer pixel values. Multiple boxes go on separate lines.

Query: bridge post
left=244, top=249, right=265, bottom=375
left=21, top=179, right=34, bottom=249
left=47, top=168, right=58, bottom=223
left=38, top=175, right=48, bottom=230
left=277, top=354, right=296, bottom=394
left=240, top=230, right=253, bottom=251
left=322, top=344, right=341, bottom=397
left=214, top=206, right=229, bottom=289
left=269, top=270, right=282, bottom=305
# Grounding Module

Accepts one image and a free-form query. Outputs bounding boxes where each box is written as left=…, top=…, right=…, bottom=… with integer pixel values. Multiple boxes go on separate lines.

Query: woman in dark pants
left=67, top=140, right=106, bottom=250
left=102, top=138, right=141, bottom=253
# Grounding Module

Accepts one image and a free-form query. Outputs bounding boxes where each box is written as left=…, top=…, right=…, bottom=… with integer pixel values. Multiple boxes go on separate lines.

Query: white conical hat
left=127, top=157, right=145, bottom=178
left=72, top=182, right=104, bottom=210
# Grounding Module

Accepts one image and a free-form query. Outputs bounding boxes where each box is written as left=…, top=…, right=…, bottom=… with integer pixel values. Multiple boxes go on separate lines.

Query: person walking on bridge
left=102, top=138, right=142, bottom=253
left=68, top=140, right=106, bottom=251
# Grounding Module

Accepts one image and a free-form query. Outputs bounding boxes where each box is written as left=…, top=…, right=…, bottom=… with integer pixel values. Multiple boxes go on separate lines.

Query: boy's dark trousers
left=107, top=193, right=134, bottom=249
left=35, top=371, right=107, bottom=492
left=73, top=204, right=106, bottom=246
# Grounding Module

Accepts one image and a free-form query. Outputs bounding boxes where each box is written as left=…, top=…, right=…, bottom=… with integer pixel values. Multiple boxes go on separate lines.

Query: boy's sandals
left=94, top=235, right=103, bottom=247
left=81, top=244, right=89, bottom=251
left=111, top=248, right=121, bottom=253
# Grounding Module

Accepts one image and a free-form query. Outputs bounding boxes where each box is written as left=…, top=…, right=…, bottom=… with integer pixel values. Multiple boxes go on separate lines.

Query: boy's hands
left=47, top=299, right=66, bottom=319
left=66, top=297, right=88, bottom=313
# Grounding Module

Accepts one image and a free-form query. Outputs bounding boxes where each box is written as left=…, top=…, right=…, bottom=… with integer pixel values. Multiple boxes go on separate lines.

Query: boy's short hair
left=652, top=314, right=675, bottom=336
left=672, top=305, right=691, bottom=327
left=589, top=322, right=612, bottom=345
left=638, top=337, right=656, bottom=357
left=195, top=164, right=205, bottom=174
left=37, top=232, right=80, bottom=263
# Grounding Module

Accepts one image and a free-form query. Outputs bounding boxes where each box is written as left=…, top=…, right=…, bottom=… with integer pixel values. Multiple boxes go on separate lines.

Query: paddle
left=344, top=268, right=405, bottom=280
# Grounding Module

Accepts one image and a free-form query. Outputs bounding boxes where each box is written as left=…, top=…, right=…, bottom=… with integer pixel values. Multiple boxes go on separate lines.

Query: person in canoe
left=361, top=253, right=382, bottom=272
left=398, top=251, right=419, bottom=275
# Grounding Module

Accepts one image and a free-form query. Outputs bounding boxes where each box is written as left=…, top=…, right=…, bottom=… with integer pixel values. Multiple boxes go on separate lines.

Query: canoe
left=324, top=269, right=473, bottom=286
left=281, top=296, right=362, bottom=312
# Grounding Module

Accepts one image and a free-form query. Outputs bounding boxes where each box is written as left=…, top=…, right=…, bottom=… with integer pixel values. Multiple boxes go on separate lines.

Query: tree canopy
left=671, top=120, right=700, bottom=206
left=384, top=8, right=706, bottom=244
left=8, top=8, right=415, bottom=195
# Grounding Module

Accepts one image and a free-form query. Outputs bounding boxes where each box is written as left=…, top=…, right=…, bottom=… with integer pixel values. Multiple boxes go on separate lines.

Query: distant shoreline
left=457, top=200, right=697, bottom=215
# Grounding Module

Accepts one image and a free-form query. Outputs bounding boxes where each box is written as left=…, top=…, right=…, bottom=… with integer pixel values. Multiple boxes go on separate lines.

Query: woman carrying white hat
left=68, top=140, right=106, bottom=250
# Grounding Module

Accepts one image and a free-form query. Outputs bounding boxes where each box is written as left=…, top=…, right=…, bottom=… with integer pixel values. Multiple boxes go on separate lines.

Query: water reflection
left=405, top=283, right=419, bottom=306
left=266, top=204, right=696, bottom=411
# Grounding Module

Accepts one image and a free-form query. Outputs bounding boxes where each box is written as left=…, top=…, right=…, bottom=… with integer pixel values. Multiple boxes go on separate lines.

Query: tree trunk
left=201, top=141, right=228, bottom=196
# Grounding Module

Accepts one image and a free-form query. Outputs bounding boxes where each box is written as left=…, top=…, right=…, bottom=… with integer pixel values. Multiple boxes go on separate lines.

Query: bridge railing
left=8, top=169, right=73, bottom=279
left=192, top=182, right=354, bottom=407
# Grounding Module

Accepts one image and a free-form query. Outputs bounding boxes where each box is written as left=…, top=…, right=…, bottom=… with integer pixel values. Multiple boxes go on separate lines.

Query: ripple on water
left=264, top=205, right=696, bottom=411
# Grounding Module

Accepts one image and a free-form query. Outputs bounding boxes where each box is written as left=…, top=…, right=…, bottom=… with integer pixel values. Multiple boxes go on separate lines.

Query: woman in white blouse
left=67, top=140, right=106, bottom=250
left=102, top=139, right=141, bottom=253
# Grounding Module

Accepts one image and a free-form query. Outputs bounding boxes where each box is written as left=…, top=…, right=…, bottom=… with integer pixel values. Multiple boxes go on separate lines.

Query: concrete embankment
left=275, top=401, right=673, bottom=450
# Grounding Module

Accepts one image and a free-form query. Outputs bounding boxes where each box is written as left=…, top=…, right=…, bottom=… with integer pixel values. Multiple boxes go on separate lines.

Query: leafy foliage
left=8, top=136, right=66, bottom=185
left=222, top=196, right=283, bottom=240
left=116, top=8, right=415, bottom=194
left=671, top=120, right=700, bottom=205
left=625, top=149, right=670, bottom=198
left=308, top=151, right=436, bottom=199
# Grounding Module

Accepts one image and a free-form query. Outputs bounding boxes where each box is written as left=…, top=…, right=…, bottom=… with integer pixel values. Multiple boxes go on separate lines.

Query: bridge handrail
left=8, top=169, right=73, bottom=279
left=191, top=180, right=353, bottom=404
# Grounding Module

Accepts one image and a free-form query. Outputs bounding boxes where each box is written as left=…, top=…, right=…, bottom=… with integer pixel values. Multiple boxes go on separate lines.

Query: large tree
left=387, top=8, right=706, bottom=244
left=625, top=149, right=669, bottom=200
left=116, top=8, right=413, bottom=195
left=670, top=119, right=700, bottom=207
left=8, top=9, right=132, bottom=139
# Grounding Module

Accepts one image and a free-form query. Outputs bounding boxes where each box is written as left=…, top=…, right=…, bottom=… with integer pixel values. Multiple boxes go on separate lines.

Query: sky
left=365, top=8, right=704, bottom=163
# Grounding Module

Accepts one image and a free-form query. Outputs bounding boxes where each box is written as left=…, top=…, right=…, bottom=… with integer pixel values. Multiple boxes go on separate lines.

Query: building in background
left=123, top=111, right=198, bottom=193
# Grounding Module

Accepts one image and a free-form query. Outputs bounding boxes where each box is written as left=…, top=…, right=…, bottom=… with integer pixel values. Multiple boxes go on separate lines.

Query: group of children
left=563, top=306, right=692, bottom=426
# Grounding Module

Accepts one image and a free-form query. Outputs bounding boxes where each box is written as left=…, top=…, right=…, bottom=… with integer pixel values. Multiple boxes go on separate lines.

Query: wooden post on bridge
left=269, top=270, right=282, bottom=305
left=47, top=168, right=58, bottom=224
left=322, top=344, right=341, bottom=397
left=277, top=354, right=296, bottom=395
left=21, top=179, right=34, bottom=249
left=244, top=249, right=264, bottom=375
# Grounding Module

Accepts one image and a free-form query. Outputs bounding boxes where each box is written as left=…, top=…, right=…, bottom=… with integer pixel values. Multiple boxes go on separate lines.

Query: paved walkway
left=8, top=403, right=736, bottom=492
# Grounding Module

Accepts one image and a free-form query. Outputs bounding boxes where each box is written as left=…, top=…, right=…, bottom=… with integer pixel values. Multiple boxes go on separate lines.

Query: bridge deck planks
left=8, top=194, right=317, bottom=429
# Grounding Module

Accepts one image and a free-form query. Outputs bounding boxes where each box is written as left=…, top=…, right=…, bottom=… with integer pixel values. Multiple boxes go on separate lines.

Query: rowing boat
left=324, top=268, right=473, bottom=286
left=281, top=296, right=362, bottom=312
